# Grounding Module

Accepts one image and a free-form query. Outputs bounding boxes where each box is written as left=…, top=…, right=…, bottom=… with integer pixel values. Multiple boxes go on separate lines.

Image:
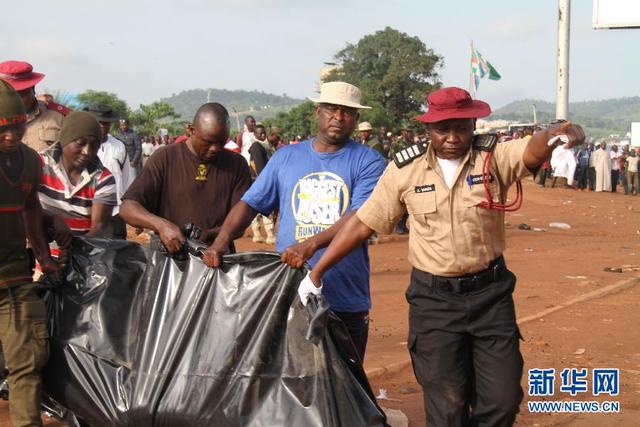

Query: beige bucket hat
left=357, top=122, right=373, bottom=131
left=309, top=82, right=371, bottom=109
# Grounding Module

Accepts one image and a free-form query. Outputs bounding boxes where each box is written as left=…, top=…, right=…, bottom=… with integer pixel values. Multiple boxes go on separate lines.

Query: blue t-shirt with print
left=577, top=148, right=590, bottom=167
left=242, top=138, right=386, bottom=312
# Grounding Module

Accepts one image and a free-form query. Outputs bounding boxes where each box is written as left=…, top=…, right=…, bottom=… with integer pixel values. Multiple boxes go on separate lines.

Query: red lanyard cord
left=477, top=150, right=523, bottom=212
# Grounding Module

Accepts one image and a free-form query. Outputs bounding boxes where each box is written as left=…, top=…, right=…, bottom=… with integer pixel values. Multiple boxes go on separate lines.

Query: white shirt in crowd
left=141, top=141, right=154, bottom=157
left=551, top=145, right=577, bottom=186
left=97, top=134, right=134, bottom=215
left=241, top=129, right=256, bottom=164
left=610, top=150, right=621, bottom=171
left=627, top=155, right=639, bottom=173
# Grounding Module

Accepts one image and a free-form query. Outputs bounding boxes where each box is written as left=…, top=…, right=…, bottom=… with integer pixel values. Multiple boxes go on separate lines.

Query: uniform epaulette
left=46, top=102, right=71, bottom=116
left=472, top=133, right=498, bottom=152
left=393, top=142, right=428, bottom=168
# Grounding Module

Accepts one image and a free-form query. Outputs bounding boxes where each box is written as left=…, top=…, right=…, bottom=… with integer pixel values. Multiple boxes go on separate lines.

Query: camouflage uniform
left=362, top=135, right=385, bottom=157
left=389, top=137, right=413, bottom=160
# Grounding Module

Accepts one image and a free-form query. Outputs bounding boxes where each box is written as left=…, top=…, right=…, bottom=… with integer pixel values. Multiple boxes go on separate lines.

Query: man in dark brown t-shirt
left=120, top=103, right=251, bottom=253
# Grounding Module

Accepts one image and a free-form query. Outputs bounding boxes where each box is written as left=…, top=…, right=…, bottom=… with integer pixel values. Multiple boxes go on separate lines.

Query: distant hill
left=491, top=97, right=640, bottom=138
left=161, top=89, right=303, bottom=126
left=161, top=90, right=640, bottom=138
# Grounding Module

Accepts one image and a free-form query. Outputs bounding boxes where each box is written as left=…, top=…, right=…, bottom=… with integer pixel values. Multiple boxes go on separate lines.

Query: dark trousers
left=621, top=170, right=629, bottom=194
left=576, top=165, right=588, bottom=189
left=334, top=310, right=369, bottom=363
left=588, top=167, right=596, bottom=191
left=612, top=170, right=620, bottom=192
left=406, top=261, right=523, bottom=427
left=537, top=168, right=549, bottom=187
left=112, top=215, right=127, bottom=239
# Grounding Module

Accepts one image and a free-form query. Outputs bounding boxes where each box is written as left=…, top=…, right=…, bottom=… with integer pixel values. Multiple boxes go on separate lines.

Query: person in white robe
left=593, top=144, right=612, bottom=192
left=550, top=145, right=577, bottom=186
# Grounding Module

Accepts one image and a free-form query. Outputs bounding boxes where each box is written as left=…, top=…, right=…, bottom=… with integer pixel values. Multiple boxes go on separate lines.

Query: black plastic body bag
left=41, top=238, right=388, bottom=426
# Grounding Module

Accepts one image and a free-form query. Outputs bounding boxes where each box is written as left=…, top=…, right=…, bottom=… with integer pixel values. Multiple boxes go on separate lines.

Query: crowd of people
left=480, top=126, right=640, bottom=195
left=556, top=142, right=639, bottom=195
left=1, top=58, right=588, bottom=427
left=513, top=131, right=639, bottom=195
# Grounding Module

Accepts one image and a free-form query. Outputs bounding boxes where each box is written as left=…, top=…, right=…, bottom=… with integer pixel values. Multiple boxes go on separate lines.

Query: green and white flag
left=471, top=45, right=501, bottom=95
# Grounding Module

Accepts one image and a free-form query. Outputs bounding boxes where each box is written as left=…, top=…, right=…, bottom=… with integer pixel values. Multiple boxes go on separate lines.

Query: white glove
left=298, top=272, right=322, bottom=306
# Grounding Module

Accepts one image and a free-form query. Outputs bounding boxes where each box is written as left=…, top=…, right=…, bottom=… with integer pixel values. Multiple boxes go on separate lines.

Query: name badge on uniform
left=466, top=174, right=494, bottom=187
left=415, top=184, right=435, bottom=193
left=196, top=164, right=208, bottom=181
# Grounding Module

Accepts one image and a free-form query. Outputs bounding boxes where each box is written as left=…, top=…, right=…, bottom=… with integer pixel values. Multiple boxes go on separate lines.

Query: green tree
left=264, top=100, right=317, bottom=140
left=130, top=102, right=180, bottom=136
left=326, top=27, right=443, bottom=128
left=76, top=90, right=131, bottom=121
left=45, top=90, right=83, bottom=110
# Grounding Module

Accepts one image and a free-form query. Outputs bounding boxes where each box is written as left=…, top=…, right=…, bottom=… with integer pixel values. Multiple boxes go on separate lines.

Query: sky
left=3, top=0, right=640, bottom=110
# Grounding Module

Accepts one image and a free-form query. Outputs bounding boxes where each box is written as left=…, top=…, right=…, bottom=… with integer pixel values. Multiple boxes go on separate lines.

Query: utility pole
left=532, top=103, right=538, bottom=124
left=469, top=40, right=476, bottom=99
left=232, top=107, right=241, bottom=132
left=556, top=0, right=571, bottom=120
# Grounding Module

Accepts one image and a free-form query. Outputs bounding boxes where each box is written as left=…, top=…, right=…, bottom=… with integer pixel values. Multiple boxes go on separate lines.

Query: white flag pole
left=469, top=40, right=476, bottom=98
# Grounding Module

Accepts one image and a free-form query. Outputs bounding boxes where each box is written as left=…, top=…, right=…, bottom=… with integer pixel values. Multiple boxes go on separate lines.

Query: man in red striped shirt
left=38, top=111, right=117, bottom=236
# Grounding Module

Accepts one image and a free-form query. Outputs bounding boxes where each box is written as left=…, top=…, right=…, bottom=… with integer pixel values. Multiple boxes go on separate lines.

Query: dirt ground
left=1, top=179, right=639, bottom=426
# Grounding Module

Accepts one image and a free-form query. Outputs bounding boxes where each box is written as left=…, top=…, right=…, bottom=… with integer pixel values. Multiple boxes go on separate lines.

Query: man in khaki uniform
left=0, top=61, right=68, bottom=153
left=302, top=87, right=585, bottom=426
left=0, top=79, right=66, bottom=426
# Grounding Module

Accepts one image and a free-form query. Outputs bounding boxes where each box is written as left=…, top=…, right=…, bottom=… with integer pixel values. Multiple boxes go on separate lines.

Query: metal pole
left=469, top=40, right=476, bottom=98
left=556, top=0, right=571, bottom=120
left=232, top=107, right=241, bottom=132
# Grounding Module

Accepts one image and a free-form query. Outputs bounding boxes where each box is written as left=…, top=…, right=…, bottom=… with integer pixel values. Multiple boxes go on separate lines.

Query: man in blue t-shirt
left=203, top=82, right=386, bottom=361
left=576, top=145, right=591, bottom=190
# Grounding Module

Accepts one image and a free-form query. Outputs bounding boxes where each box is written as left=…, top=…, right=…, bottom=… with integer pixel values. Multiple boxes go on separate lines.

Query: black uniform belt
left=413, top=256, right=506, bottom=294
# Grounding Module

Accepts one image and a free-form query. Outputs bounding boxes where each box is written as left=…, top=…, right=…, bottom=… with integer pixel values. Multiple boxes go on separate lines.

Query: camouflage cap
left=0, top=79, right=27, bottom=127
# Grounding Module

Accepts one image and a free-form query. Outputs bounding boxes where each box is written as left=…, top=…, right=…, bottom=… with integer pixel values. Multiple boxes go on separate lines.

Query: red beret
left=0, top=61, right=45, bottom=91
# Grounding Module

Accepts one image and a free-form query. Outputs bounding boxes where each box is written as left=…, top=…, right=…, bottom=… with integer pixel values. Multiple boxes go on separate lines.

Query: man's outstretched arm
left=280, top=211, right=356, bottom=268
left=24, top=189, right=59, bottom=274
left=120, top=199, right=184, bottom=254
left=203, top=201, right=258, bottom=268
left=309, top=214, right=374, bottom=285
left=523, top=122, right=585, bottom=170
